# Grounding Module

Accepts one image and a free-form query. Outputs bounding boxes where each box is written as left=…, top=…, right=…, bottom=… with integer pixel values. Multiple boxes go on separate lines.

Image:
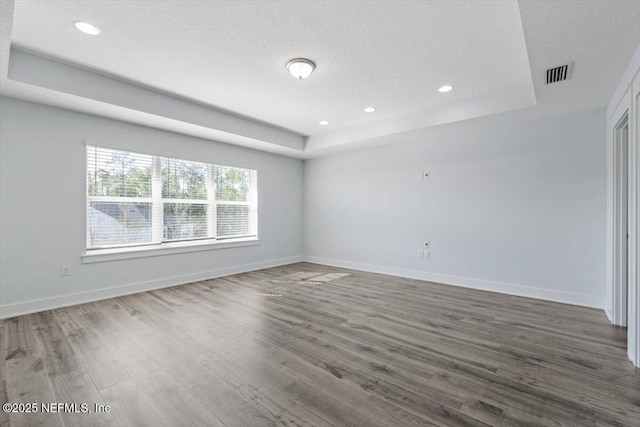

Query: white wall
left=0, top=96, right=304, bottom=317
left=304, top=109, right=607, bottom=308
left=0, top=97, right=610, bottom=322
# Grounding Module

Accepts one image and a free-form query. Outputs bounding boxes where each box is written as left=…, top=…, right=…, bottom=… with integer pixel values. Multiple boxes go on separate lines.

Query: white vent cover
left=546, top=63, right=573, bottom=84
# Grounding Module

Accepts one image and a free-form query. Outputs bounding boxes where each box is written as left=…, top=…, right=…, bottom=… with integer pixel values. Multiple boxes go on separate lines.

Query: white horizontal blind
left=215, top=165, right=257, bottom=239
left=86, top=145, right=258, bottom=250
left=162, top=157, right=209, bottom=242
left=86, top=146, right=153, bottom=248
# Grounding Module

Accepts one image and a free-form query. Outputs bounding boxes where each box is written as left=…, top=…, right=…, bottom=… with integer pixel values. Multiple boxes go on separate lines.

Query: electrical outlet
left=423, top=240, right=430, bottom=249
left=61, top=265, right=71, bottom=276
left=421, top=171, right=430, bottom=180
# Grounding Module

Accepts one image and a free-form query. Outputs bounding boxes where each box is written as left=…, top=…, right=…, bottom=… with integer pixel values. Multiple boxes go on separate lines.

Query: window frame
left=83, top=142, right=259, bottom=263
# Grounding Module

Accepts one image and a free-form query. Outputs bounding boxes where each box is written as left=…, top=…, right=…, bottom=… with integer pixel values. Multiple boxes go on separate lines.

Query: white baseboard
left=605, top=298, right=614, bottom=323
left=0, top=256, right=303, bottom=319
left=303, top=256, right=605, bottom=309
left=2, top=254, right=606, bottom=319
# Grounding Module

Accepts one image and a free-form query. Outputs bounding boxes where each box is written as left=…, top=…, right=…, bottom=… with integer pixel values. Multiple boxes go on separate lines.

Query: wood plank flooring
left=1, top=262, right=639, bottom=426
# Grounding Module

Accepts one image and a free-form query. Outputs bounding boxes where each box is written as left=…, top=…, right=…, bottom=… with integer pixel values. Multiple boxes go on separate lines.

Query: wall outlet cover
left=61, top=265, right=71, bottom=276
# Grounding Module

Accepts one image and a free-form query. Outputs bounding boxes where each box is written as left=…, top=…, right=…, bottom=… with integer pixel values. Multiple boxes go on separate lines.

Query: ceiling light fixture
left=438, top=85, right=453, bottom=93
left=74, top=21, right=101, bottom=35
left=287, top=58, right=315, bottom=79
left=319, top=120, right=329, bottom=125
left=364, top=107, right=376, bottom=113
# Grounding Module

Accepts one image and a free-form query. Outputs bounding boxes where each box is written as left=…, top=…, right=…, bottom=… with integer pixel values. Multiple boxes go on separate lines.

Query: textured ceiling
left=9, top=0, right=532, bottom=136
left=519, top=0, right=640, bottom=116
left=1, top=0, right=639, bottom=158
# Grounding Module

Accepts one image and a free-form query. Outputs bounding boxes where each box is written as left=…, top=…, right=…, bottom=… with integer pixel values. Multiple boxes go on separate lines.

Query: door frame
left=607, top=61, right=639, bottom=367
left=611, top=113, right=629, bottom=327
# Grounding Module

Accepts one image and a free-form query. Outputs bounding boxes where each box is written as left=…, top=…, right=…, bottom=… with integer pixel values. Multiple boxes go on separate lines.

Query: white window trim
left=82, top=237, right=260, bottom=263
left=85, top=143, right=259, bottom=261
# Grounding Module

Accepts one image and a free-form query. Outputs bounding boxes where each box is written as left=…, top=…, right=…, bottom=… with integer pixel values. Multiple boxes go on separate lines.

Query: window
left=86, top=145, right=257, bottom=251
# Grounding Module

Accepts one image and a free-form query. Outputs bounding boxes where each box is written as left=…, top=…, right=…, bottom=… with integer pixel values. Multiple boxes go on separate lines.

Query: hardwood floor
left=1, top=262, right=639, bottom=426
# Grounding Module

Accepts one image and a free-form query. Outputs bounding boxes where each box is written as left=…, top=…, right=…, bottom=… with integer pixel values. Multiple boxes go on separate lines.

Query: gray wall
left=304, top=109, right=607, bottom=307
left=0, top=97, right=608, bottom=313
left=0, top=96, right=304, bottom=311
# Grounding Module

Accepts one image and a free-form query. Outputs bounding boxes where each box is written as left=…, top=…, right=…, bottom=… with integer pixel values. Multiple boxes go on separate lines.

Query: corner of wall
left=605, top=298, right=613, bottom=323
left=302, top=255, right=604, bottom=309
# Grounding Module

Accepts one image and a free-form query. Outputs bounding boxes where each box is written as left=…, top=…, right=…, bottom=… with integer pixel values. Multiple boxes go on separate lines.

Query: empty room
left=1, top=0, right=639, bottom=426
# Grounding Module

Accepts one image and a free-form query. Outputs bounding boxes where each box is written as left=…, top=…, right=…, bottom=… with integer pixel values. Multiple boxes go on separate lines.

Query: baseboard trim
left=2, top=255, right=606, bottom=319
left=0, top=256, right=304, bottom=319
left=605, top=298, right=614, bottom=323
left=303, top=256, right=605, bottom=309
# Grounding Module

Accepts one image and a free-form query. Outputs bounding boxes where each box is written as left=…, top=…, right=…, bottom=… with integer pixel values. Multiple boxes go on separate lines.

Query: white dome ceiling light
left=74, top=21, right=101, bottom=35
left=438, top=85, right=453, bottom=93
left=287, top=58, right=315, bottom=79
left=364, top=107, right=376, bottom=113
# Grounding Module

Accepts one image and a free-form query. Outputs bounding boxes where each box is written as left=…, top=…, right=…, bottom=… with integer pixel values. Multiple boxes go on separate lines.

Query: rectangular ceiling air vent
left=545, top=63, right=572, bottom=84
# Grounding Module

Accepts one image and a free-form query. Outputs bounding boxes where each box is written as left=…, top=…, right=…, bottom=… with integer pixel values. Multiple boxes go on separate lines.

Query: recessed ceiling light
left=287, top=58, right=315, bottom=79
left=364, top=107, right=376, bottom=113
left=74, top=21, right=101, bottom=35
left=438, top=85, right=453, bottom=93
left=319, top=120, right=329, bottom=125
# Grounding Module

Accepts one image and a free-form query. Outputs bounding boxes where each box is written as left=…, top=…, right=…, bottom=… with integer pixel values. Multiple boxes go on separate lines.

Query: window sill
left=82, top=237, right=260, bottom=263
